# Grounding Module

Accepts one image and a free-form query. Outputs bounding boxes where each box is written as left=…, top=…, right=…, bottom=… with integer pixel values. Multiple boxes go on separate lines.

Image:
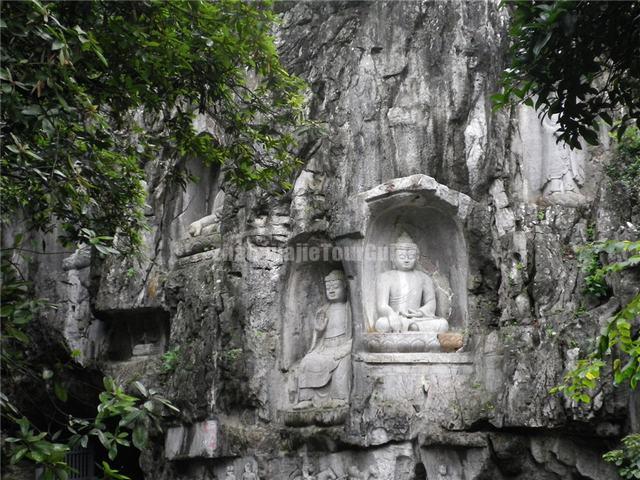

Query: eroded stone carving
left=354, top=176, right=471, bottom=355
left=540, top=116, right=586, bottom=205
left=293, top=270, right=352, bottom=410
left=292, top=462, right=378, bottom=480
left=242, top=462, right=259, bottom=480
left=347, top=465, right=380, bottom=480
left=518, top=107, right=588, bottom=206
left=176, top=188, right=225, bottom=258
left=188, top=189, right=225, bottom=237
left=296, top=464, right=317, bottom=480
left=295, top=464, right=338, bottom=480
left=375, top=232, right=449, bottom=334
left=437, top=464, right=448, bottom=479
left=225, top=465, right=237, bottom=480
left=131, top=342, right=159, bottom=357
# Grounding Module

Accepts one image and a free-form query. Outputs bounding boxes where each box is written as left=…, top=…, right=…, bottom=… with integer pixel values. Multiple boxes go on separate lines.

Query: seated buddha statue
left=375, top=232, right=449, bottom=333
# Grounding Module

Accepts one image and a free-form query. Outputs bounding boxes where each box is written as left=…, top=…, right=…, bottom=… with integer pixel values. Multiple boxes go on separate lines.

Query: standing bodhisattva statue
left=375, top=232, right=449, bottom=333
left=294, top=270, right=352, bottom=409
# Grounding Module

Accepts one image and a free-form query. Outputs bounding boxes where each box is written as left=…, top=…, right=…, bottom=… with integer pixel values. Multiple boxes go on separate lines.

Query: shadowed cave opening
left=102, top=308, right=170, bottom=362
left=414, top=462, right=427, bottom=480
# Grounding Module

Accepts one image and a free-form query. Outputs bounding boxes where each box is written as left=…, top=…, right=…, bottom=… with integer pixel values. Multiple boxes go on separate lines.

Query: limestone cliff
left=20, top=2, right=640, bottom=479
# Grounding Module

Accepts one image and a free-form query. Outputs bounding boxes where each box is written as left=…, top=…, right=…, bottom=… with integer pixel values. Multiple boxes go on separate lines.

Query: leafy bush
left=553, top=240, right=640, bottom=402
left=1, top=253, right=179, bottom=479
left=3, top=378, right=178, bottom=480
left=603, top=434, right=640, bottom=479
left=580, top=249, right=610, bottom=299
left=1, top=0, right=308, bottom=253
left=161, top=347, right=180, bottom=374
left=607, top=126, right=640, bottom=204
left=493, top=1, right=640, bottom=148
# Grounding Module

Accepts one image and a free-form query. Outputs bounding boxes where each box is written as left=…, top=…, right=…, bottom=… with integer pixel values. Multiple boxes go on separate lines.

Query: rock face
left=16, top=2, right=640, bottom=479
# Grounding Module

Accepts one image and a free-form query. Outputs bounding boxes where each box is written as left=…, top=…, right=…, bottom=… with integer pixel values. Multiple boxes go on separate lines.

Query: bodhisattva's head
left=391, top=232, right=418, bottom=271
left=324, top=270, right=347, bottom=303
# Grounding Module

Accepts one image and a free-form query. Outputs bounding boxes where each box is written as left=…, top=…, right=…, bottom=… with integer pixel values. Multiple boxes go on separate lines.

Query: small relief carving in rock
left=346, top=464, right=380, bottom=480
left=298, top=463, right=317, bottom=480
left=293, top=464, right=337, bottom=480
left=225, top=465, right=237, bottom=480
left=242, top=462, right=259, bottom=480
left=316, top=469, right=338, bottom=480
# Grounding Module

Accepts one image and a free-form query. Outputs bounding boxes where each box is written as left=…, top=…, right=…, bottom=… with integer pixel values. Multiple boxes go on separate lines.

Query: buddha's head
left=391, top=232, right=418, bottom=271
left=324, top=270, right=346, bottom=303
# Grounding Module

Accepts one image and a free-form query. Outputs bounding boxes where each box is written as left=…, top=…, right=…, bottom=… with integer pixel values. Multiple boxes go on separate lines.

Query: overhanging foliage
left=493, top=1, right=640, bottom=149
left=1, top=0, right=308, bottom=253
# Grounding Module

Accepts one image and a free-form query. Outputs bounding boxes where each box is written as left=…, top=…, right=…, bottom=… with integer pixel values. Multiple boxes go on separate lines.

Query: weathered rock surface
left=12, top=2, right=639, bottom=479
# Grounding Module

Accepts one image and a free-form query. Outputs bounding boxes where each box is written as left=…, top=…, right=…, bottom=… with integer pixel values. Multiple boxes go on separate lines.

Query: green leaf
left=10, top=447, right=28, bottom=464
left=133, top=381, right=147, bottom=398
left=96, top=430, right=108, bottom=448
left=533, top=31, right=552, bottom=57
left=103, top=377, right=115, bottom=392
left=100, top=461, right=131, bottom=480
left=7, top=325, right=30, bottom=343
left=600, top=112, right=613, bottom=126
left=21, top=105, right=43, bottom=116
left=53, top=382, right=68, bottom=402
left=0, top=67, right=11, bottom=81
left=108, top=444, right=117, bottom=461
left=581, top=128, right=600, bottom=146
left=132, top=424, right=147, bottom=450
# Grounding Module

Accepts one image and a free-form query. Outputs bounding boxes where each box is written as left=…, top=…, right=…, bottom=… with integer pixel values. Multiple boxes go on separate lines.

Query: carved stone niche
left=517, top=106, right=588, bottom=207
left=279, top=257, right=353, bottom=426
left=331, top=175, right=474, bottom=356
left=173, top=160, right=225, bottom=260
left=105, top=309, right=169, bottom=361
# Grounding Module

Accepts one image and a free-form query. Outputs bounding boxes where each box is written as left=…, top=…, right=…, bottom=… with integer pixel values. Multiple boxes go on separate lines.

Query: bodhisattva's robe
left=298, top=301, right=352, bottom=403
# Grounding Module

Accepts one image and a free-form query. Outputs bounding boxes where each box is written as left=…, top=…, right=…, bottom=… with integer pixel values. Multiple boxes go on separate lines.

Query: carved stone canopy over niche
left=333, top=175, right=474, bottom=354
